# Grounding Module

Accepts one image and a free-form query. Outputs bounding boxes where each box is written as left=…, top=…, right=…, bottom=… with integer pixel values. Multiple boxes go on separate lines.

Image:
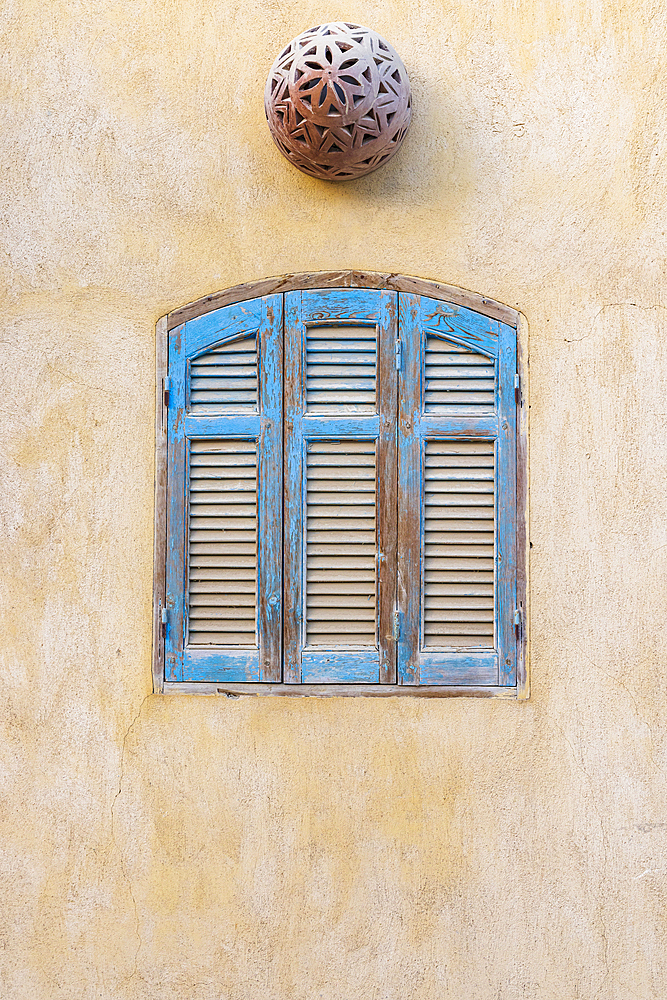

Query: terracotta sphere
left=264, top=22, right=412, bottom=181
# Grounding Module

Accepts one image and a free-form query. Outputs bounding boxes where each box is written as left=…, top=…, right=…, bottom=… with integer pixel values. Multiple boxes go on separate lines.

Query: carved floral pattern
left=265, top=22, right=412, bottom=181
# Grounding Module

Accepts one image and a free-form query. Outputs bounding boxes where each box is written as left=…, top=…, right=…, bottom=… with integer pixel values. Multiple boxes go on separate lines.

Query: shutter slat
left=425, top=559, right=495, bottom=570
left=423, top=440, right=495, bottom=648
left=308, top=505, right=376, bottom=517
left=191, top=515, right=257, bottom=527
left=307, top=595, right=378, bottom=607
left=308, top=581, right=378, bottom=594
left=187, top=439, right=257, bottom=647
left=425, top=596, right=494, bottom=608
left=306, top=440, right=376, bottom=646
left=306, top=325, right=377, bottom=413
left=189, top=568, right=255, bottom=579
left=425, top=583, right=494, bottom=596
left=189, top=556, right=256, bottom=567
left=307, top=339, right=376, bottom=353
left=307, top=452, right=377, bottom=466
left=307, top=569, right=375, bottom=581
left=425, top=623, right=494, bottom=635
left=307, top=607, right=376, bottom=620
left=191, top=503, right=256, bottom=516
left=424, top=335, right=496, bottom=415
left=191, top=378, right=257, bottom=389
left=426, top=364, right=495, bottom=376
left=189, top=333, right=258, bottom=412
left=191, top=606, right=258, bottom=619
left=187, top=632, right=258, bottom=645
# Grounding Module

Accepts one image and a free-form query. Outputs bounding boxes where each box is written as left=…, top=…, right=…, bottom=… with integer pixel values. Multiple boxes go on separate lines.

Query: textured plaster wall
left=1, top=1, right=667, bottom=997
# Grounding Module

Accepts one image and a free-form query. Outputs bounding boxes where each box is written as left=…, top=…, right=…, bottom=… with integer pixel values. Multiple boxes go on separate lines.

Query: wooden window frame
left=153, top=272, right=529, bottom=698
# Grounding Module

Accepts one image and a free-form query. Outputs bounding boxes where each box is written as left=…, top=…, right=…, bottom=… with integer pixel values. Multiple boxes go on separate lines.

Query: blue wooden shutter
left=283, top=288, right=397, bottom=683
left=165, top=295, right=283, bottom=682
left=397, top=294, right=518, bottom=686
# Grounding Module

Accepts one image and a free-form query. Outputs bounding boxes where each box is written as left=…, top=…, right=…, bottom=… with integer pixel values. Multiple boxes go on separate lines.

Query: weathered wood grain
left=162, top=682, right=520, bottom=698
left=166, top=272, right=519, bottom=331
left=497, top=320, right=518, bottom=686
left=152, top=315, right=168, bottom=694
left=396, top=293, right=421, bottom=683
left=258, top=295, right=283, bottom=681
left=516, top=312, right=530, bottom=700
left=282, top=291, right=304, bottom=683
left=165, top=322, right=186, bottom=682
left=377, top=291, right=398, bottom=683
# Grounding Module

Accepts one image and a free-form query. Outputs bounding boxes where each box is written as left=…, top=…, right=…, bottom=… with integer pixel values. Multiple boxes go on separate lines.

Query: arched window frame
left=153, top=272, right=529, bottom=698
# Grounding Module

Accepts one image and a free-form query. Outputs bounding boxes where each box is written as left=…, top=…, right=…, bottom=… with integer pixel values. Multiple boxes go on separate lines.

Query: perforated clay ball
left=265, top=22, right=412, bottom=180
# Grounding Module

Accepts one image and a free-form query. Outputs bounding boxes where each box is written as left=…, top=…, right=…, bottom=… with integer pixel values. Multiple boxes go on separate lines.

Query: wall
left=1, top=1, right=666, bottom=997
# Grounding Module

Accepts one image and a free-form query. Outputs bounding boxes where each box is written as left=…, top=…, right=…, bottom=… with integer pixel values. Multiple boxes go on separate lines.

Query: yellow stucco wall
left=2, top=1, right=667, bottom=997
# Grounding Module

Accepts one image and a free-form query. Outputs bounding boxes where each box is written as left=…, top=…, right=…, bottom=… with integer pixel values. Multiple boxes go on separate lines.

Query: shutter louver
left=424, top=335, right=495, bottom=415
left=284, top=288, right=396, bottom=684
left=166, top=294, right=282, bottom=683
left=423, top=440, right=495, bottom=647
left=306, top=325, right=377, bottom=412
left=306, top=440, right=377, bottom=645
left=398, top=294, right=513, bottom=687
left=188, top=439, right=257, bottom=646
left=190, top=333, right=258, bottom=412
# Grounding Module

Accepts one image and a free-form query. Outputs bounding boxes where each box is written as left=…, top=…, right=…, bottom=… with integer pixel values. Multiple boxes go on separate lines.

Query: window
left=153, top=276, right=528, bottom=696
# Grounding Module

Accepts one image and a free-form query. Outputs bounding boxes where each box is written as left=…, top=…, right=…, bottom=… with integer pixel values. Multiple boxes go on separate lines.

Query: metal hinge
left=163, top=376, right=171, bottom=408
left=160, top=604, right=169, bottom=637
left=514, top=372, right=520, bottom=404
left=514, top=607, right=522, bottom=639
left=395, top=340, right=402, bottom=371
left=392, top=608, right=400, bottom=640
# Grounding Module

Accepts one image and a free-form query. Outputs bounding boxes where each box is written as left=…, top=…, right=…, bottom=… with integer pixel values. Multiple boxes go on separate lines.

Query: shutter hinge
left=160, top=604, right=169, bottom=637
left=514, top=372, right=520, bottom=403
left=514, top=607, right=522, bottom=640
left=395, top=339, right=402, bottom=371
left=392, top=608, right=400, bottom=640
left=163, top=376, right=171, bottom=408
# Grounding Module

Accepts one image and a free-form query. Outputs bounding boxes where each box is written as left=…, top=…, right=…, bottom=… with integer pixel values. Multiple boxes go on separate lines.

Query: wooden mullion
left=377, top=291, right=398, bottom=684
left=257, top=295, right=283, bottom=681
left=397, top=294, right=421, bottom=684
left=283, top=291, right=305, bottom=683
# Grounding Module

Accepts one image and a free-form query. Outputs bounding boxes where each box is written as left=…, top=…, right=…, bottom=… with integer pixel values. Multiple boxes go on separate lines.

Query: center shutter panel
left=397, top=293, right=517, bottom=686
left=165, top=295, right=283, bottom=683
left=283, top=289, right=398, bottom=683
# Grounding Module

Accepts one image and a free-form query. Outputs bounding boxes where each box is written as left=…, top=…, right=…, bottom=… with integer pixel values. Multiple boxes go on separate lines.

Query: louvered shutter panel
left=283, top=289, right=397, bottom=683
left=397, top=294, right=517, bottom=686
left=165, top=296, right=283, bottom=682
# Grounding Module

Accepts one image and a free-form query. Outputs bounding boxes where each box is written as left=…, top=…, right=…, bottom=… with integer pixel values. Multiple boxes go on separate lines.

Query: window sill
left=161, top=681, right=524, bottom=699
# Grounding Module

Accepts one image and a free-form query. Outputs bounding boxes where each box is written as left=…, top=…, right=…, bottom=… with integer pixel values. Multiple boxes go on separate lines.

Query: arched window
left=153, top=274, right=528, bottom=696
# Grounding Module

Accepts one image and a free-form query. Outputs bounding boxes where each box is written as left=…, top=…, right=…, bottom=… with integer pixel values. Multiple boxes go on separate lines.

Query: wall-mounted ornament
left=264, top=22, right=412, bottom=181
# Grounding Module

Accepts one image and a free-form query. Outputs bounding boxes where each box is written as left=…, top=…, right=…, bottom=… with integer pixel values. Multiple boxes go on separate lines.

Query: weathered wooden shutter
left=165, top=295, right=283, bottom=682
left=283, top=289, right=397, bottom=683
left=397, top=294, right=517, bottom=686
